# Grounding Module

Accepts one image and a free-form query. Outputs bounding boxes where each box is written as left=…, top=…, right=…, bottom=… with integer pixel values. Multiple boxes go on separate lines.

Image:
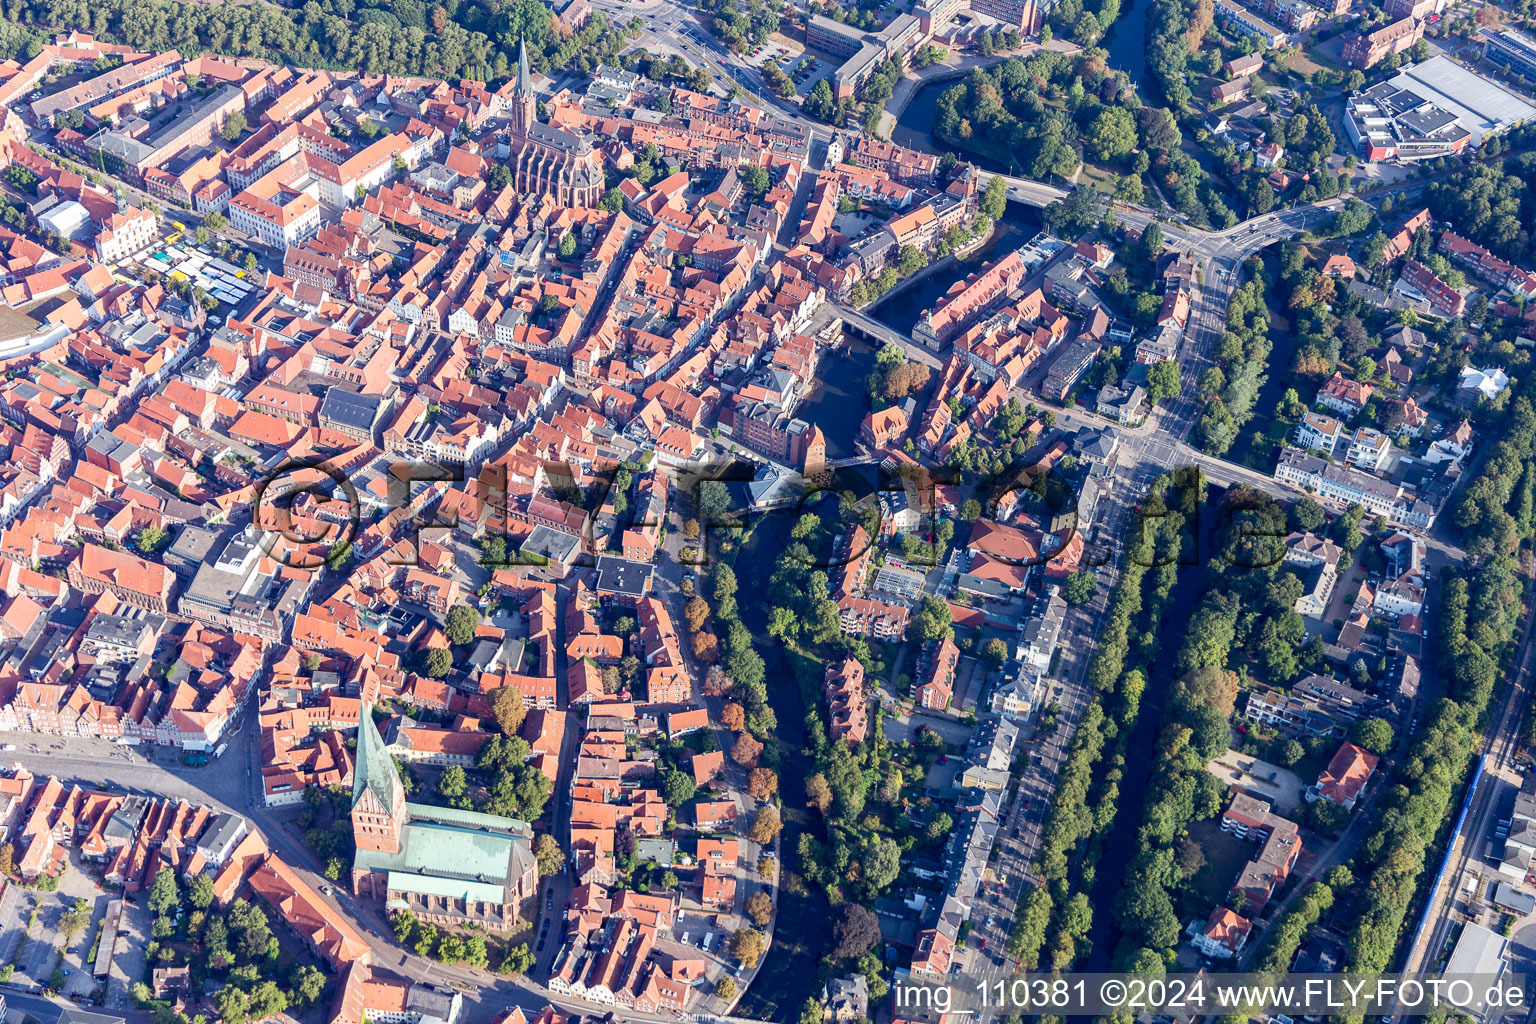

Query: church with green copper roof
left=349, top=708, right=538, bottom=931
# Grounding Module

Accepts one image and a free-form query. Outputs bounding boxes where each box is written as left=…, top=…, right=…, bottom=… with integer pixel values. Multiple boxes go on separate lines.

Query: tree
left=910, top=596, right=953, bottom=643
left=716, top=703, right=745, bottom=734
left=748, top=767, right=778, bottom=800
left=1290, top=497, right=1326, bottom=533
left=730, top=928, right=766, bottom=967
left=1308, top=798, right=1350, bottom=835
left=732, top=733, right=764, bottom=768
left=800, top=997, right=825, bottom=1024
left=148, top=865, right=180, bottom=917
left=424, top=647, right=453, bottom=678
left=205, top=211, right=227, bottom=231
left=832, top=903, right=881, bottom=960
left=1352, top=716, right=1395, bottom=755
left=745, top=891, right=773, bottom=926
left=1008, top=885, right=1052, bottom=967
left=1045, top=187, right=1103, bottom=238
left=982, top=637, right=1008, bottom=668
left=438, top=765, right=468, bottom=800
left=1361, top=231, right=1390, bottom=266
left=135, top=524, right=167, bottom=556
left=220, top=112, right=247, bottom=141
left=861, top=837, right=901, bottom=894
left=189, top=873, right=216, bottom=909
left=1276, top=738, right=1306, bottom=767
left=291, top=965, right=326, bottom=1006
left=558, top=232, right=577, bottom=259
left=500, top=943, right=535, bottom=975
left=712, top=561, right=737, bottom=601
left=215, top=986, right=250, bottom=1024
left=445, top=605, right=479, bottom=645
left=663, top=769, right=697, bottom=806
left=492, top=684, right=526, bottom=735
left=742, top=165, right=772, bottom=202
left=59, top=900, right=90, bottom=942
left=748, top=806, right=782, bottom=844
left=1175, top=837, right=1207, bottom=880
left=980, top=175, right=1008, bottom=220
left=0, top=841, right=15, bottom=876
left=534, top=833, right=565, bottom=876
left=248, top=982, right=288, bottom=1021
left=194, top=225, right=210, bottom=246
left=805, top=772, right=833, bottom=813
left=1064, top=569, right=1096, bottom=605
left=716, top=977, right=737, bottom=1000
left=685, top=596, right=711, bottom=632
left=925, top=812, right=954, bottom=842
left=1088, top=107, right=1138, bottom=162
left=1147, top=359, right=1181, bottom=403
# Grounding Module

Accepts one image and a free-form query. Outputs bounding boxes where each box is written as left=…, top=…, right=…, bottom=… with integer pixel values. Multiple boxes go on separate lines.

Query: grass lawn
left=1297, top=44, right=1346, bottom=72
left=1077, top=161, right=1119, bottom=193
left=1185, top=818, right=1257, bottom=907
left=1239, top=417, right=1293, bottom=469
left=1285, top=49, right=1332, bottom=76
left=783, top=646, right=828, bottom=702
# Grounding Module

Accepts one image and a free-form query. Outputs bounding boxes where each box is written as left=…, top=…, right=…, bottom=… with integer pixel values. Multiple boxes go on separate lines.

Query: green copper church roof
left=385, top=870, right=505, bottom=904
left=353, top=708, right=403, bottom=814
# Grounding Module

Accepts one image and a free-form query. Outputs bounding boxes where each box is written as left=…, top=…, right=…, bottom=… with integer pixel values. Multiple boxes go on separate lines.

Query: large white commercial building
left=1345, top=55, right=1536, bottom=161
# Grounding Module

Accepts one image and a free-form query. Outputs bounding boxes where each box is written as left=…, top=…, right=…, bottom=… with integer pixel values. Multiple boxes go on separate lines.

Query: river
left=1102, top=0, right=1153, bottom=102
left=865, top=200, right=1044, bottom=336
left=789, top=200, right=1042, bottom=460
left=1225, top=251, right=1300, bottom=469
left=1080, top=485, right=1220, bottom=971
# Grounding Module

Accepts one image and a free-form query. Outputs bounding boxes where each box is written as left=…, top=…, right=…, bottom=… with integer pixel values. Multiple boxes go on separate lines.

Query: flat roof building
left=1344, top=55, right=1536, bottom=161
left=1483, top=27, right=1536, bottom=80
left=1444, top=922, right=1508, bottom=1018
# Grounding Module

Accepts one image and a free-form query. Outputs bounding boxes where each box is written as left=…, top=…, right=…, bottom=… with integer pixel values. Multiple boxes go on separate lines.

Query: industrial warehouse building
left=1344, top=55, right=1536, bottom=161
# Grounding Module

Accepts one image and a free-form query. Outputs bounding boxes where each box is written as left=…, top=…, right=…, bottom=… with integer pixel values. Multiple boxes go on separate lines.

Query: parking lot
left=104, top=898, right=150, bottom=1011
left=747, top=41, right=834, bottom=98
left=1207, top=749, right=1306, bottom=812
left=0, top=853, right=111, bottom=994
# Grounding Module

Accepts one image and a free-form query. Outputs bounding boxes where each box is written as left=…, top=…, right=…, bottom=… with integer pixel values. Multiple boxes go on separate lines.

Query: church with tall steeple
left=349, top=708, right=537, bottom=931
left=501, top=40, right=605, bottom=208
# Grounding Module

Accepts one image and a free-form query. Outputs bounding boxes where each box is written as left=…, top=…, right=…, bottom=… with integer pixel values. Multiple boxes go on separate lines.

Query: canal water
left=1224, top=251, right=1300, bottom=468
left=1102, top=0, right=1153, bottom=102
left=1080, top=485, right=1218, bottom=972
left=792, top=201, right=1043, bottom=459
left=866, top=201, right=1045, bottom=335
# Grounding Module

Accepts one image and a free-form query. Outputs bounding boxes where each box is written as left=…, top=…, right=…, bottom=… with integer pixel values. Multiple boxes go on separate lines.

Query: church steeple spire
left=513, top=37, right=535, bottom=135
left=351, top=706, right=407, bottom=855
